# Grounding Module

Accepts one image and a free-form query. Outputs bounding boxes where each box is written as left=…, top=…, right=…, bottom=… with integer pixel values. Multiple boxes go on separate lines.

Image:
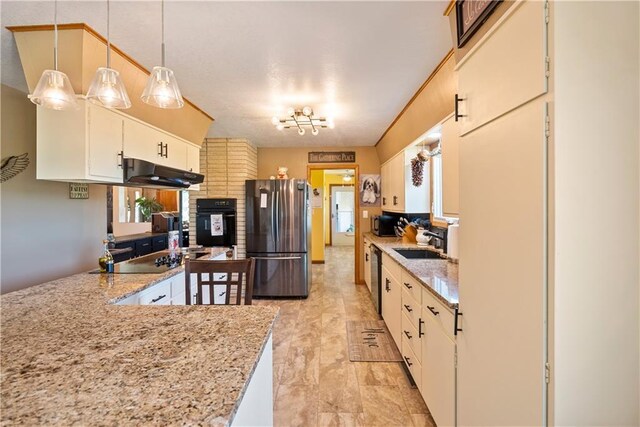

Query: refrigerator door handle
left=251, top=256, right=302, bottom=260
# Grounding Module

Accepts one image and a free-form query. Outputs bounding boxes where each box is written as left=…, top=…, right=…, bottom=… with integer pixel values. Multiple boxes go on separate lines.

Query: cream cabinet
left=380, top=147, right=429, bottom=213
left=37, top=99, right=124, bottom=184
left=381, top=254, right=402, bottom=348
left=441, top=115, right=460, bottom=217
left=186, top=144, right=201, bottom=174
left=363, top=238, right=372, bottom=292
left=123, top=117, right=188, bottom=171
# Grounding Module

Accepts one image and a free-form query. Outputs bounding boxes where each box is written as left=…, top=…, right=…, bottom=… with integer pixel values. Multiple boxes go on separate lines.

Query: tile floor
left=255, top=246, right=436, bottom=427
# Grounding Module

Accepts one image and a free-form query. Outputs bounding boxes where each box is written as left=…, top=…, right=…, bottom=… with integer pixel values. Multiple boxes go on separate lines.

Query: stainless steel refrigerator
left=245, top=179, right=311, bottom=298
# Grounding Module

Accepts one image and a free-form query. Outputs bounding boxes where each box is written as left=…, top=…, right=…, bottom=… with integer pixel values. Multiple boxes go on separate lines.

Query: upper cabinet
left=441, top=115, right=460, bottom=217
left=36, top=99, right=202, bottom=185
left=381, top=146, right=430, bottom=214
left=455, top=0, right=548, bottom=136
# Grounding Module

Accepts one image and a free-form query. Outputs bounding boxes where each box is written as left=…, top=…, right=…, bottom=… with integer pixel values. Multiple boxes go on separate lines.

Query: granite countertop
left=0, top=248, right=279, bottom=426
left=364, top=232, right=459, bottom=309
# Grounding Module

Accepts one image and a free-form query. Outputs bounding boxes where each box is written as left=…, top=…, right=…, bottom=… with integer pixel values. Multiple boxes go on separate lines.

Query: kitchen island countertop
left=364, top=232, right=459, bottom=309
left=0, top=248, right=279, bottom=426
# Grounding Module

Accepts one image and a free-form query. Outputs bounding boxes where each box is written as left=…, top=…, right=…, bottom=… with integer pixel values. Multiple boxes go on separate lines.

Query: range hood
left=123, top=158, right=204, bottom=189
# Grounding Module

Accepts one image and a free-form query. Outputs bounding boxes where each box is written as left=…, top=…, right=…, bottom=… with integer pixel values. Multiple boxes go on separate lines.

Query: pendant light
left=28, top=0, right=78, bottom=110
left=86, top=0, right=131, bottom=109
left=141, top=0, right=184, bottom=109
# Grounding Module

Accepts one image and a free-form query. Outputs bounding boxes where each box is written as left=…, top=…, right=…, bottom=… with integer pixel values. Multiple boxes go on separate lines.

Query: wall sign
left=308, top=151, right=356, bottom=163
left=69, top=183, right=89, bottom=199
left=456, top=0, right=502, bottom=48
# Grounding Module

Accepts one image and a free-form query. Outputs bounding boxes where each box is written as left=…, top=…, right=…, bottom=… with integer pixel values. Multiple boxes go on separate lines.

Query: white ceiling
left=1, top=1, right=452, bottom=147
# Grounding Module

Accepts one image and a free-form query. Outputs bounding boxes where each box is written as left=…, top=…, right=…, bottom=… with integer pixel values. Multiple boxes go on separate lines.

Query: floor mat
left=346, top=320, right=403, bottom=362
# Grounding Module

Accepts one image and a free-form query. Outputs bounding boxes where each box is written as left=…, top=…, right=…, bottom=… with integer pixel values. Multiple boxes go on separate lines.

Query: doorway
left=330, top=184, right=355, bottom=246
left=307, top=165, right=360, bottom=285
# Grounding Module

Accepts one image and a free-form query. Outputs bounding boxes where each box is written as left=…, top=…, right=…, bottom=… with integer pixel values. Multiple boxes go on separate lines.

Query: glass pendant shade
left=29, top=69, right=79, bottom=110
left=86, top=67, right=131, bottom=109
left=141, top=66, right=184, bottom=109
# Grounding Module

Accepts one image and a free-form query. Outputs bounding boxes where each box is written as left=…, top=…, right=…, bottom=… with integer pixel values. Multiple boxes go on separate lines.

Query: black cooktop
left=111, top=251, right=184, bottom=274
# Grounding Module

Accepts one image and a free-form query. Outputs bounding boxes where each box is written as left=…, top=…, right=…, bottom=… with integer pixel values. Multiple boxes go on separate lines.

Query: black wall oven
left=196, top=198, right=237, bottom=247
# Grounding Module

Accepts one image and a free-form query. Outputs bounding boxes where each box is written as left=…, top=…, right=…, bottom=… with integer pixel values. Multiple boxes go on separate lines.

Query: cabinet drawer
left=422, top=287, right=455, bottom=340
left=152, top=235, right=168, bottom=252
left=400, top=271, right=422, bottom=305
left=136, top=238, right=153, bottom=256
left=401, top=312, right=422, bottom=364
left=402, top=334, right=422, bottom=390
left=401, top=289, right=421, bottom=329
left=381, top=253, right=402, bottom=281
left=138, top=280, right=172, bottom=305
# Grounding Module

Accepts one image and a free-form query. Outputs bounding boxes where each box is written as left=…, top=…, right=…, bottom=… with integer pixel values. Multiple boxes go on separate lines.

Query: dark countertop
left=364, top=232, right=459, bottom=309
left=113, top=232, right=168, bottom=243
left=0, top=248, right=279, bottom=426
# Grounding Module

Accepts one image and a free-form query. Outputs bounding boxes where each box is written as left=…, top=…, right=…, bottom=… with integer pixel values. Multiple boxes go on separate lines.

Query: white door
left=87, top=103, right=123, bottom=180
left=457, top=98, right=547, bottom=426
left=331, top=186, right=355, bottom=246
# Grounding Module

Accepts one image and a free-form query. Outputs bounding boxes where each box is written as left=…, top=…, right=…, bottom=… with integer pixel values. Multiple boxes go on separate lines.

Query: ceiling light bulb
left=298, top=128, right=305, bottom=136
left=343, top=175, right=352, bottom=182
left=276, top=124, right=285, bottom=131
left=286, top=107, right=295, bottom=117
left=327, top=120, right=335, bottom=129
left=141, top=66, right=184, bottom=109
left=86, top=67, right=131, bottom=109
left=302, top=106, right=313, bottom=117
left=428, top=132, right=442, bottom=139
left=311, top=128, right=319, bottom=136
left=271, top=116, right=280, bottom=126
left=29, top=70, right=79, bottom=111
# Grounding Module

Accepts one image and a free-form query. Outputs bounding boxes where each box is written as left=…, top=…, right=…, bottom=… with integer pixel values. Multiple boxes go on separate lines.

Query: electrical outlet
left=362, top=210, right=368, bottom=219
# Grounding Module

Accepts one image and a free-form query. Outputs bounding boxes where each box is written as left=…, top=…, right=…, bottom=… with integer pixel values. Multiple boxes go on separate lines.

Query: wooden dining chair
left=185, top=257, right=255, bottom=305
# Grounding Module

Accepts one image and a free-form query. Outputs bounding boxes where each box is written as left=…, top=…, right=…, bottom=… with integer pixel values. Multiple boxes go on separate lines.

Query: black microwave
left=371, top=215, right=396, bottom=237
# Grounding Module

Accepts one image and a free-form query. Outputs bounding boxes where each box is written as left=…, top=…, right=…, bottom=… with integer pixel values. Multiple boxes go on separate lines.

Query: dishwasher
left=370, top=244, right=382, bottom=316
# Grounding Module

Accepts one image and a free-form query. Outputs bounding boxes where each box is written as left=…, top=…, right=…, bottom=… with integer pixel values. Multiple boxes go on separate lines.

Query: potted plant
left=135, top=197, right=164, bottom=222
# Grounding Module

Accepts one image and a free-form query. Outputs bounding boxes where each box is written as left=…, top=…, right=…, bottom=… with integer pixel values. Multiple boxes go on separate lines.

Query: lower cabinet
left=381, top=255, right=457, bottom=426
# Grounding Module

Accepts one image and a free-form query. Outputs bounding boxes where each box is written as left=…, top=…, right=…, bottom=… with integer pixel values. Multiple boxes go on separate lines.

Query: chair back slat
left=185, top=257, right=255, bottom=306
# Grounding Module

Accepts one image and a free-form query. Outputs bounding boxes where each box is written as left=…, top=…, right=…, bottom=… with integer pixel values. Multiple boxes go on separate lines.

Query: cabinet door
left=422, top=311, right=456, bottom=427
left=388, top=154, right=405, bottom=212
left=364, top=242, right=371, bottom=292
left=380, top=162, right=391, bottom=209
left=160, top=134, right=187, bottom=170
left=87, top=103, right=123, bottom=181
left=123, top=118, right=163, bottom=163
left=186, top=144, right=201, bottom=173
left=441, top=115, right=459, bottom=216
left=381, top=265, right=402, bottom=348
left=456, top=0, right=547, bottom=136
left=457, top=98, right=546, bottom=425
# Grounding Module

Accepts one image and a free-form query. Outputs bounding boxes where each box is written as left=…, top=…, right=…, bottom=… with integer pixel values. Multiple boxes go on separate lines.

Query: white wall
left=1, top=85, right=108, bottom=294
left=553, top=2, right=639, bottom=425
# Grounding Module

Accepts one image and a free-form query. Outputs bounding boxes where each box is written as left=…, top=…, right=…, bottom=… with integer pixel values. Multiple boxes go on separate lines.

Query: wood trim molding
left=375, top=49, right=454, bottom=146
left=6, top=23, right=214, bottom=122
left=444, top=0, right=456, bottom=16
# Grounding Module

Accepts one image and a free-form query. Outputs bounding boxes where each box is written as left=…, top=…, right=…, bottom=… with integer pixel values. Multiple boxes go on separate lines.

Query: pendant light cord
left=106, top=0, right=111, bottom=68
left=54, top=0, right=58, bottom=70
left=161, top=0, right=165, bottom=67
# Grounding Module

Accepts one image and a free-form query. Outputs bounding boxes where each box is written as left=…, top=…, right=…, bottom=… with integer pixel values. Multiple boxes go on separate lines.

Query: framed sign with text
left=456, top=0, right=502, bottom=48
left=308, top=151, right=356, bottom=164
left=69, top=183, right=89, bottom=199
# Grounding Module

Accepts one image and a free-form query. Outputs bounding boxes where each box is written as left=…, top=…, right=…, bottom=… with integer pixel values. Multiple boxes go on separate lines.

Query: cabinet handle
left=218, top=291, right=226, bottom=297
left=418, top=318, right=425, bottom=337
left=404, top=330, right=412, bottom=340
left=427, top=306, right=439, bottom=316
left=382, top=197, right=387, bottom=206
left=151, top=294, right=166, bottom=303
left=393, top=196, right=398, bottom=206
left=117, top=150, right=124, bottom=168
left=164, top=143, right=169, bottom=158
left=385, top=278, right=390, bottom=292
left=455, top=93, right=466, bottom=122
left=403, top=304, right=413, bottom=313
left=158, top=142, right=163, bottom=157
left=455, top=309, right=463, bottom=336
left=403, top=356, right=413, bottom=367
left=403, top=282, right=412, bottom=289
left=365, top=253, right=369, bottom=262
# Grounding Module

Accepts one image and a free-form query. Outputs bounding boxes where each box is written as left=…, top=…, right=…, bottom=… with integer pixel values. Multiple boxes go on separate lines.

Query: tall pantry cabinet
left=455, top=1, right=549, bottom=425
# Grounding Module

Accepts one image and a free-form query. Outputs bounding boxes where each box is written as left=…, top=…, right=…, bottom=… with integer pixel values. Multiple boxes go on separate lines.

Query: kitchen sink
left=393, top=248, right=444, bottom=259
